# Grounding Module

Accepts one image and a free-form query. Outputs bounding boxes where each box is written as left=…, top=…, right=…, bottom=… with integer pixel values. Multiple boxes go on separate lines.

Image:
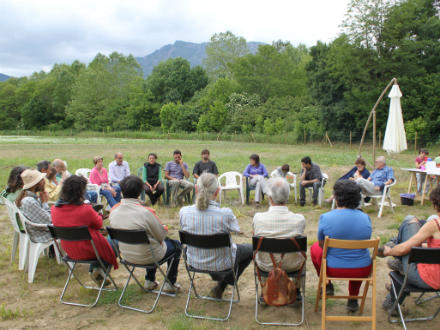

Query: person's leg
left=86, top=191, right=98, bottom=204
left=253, top=176, right=262, bottom=203
left=310, top=241, right=323, bottom=276
left=178, top=180, right=194, bottom=203
left=168, top=180, right=180, bottom=206
left=299, top=182, right=314, bottom=205
left=154, top=182, right=165, bottom=205
left=113, top=185, right=121, bottom=203
left=216, top=244, right=253, bottom=290
left=396, top=216, right=423, bottom=272
left=355, top=178, right=378, bottom=195
left=161, top=239, right=182, bottom=284
left=416, top=173, right=423, bottom=193
left=312, top=181, right=322, bottom=204
left=327, top=265, right=372, bottom=296
left=100, top=189, right=117, bottom=207
left=144, top=184, right=155, bottom=204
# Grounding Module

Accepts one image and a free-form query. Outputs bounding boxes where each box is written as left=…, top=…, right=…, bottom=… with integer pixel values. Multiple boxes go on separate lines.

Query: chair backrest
left=137, top=167, right=143, bottom=177
left=48, top=225, right=92, bottom=242
left=106, top=227, right=150, bottom=245
left=179, top=230, right=231, bottom=249
left=75, top=168, right=92, bottom=180
left=218, top=171, right=242, bottom=188
left=2, top=196, right=23, bottom=233
left=408, top=247, right=440, bottom=264
left=322, top=236, right=379, bottom=259
left=322, top=173, right=329, bottom=181
left=252, top=236, right=307, bottom=253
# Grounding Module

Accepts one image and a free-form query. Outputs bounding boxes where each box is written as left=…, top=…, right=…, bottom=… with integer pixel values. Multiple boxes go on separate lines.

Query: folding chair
left=106, top=227, right=178, bottom=314
left=179, top=230, right=240, bottom=321
left=361, top=180, right=396, bottom=218
left=315, top=236, right=379, bottom=330
left=246, top=176, right=265, bottom=204
left=48, top=225, right=118, bottom=307
left=388, top=247, right=440, bottom=329
left=252, top=236, right=307, bottom=326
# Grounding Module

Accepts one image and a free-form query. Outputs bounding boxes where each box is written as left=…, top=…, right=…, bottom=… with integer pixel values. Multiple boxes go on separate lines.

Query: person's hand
left=374, top=186, right=381, bottom=191
left=110, top=188, right=116, bottom=197
left=179, top=159, right=184, bottom=166
left=61, top=171, right=68, bottom=180
left=383, top=245, right=392, bottom=256
left=301, top=181, right=308, bottom=186
left=40, top=191, right=49, bottom=203
left=153, top=182, right=159, bottom=190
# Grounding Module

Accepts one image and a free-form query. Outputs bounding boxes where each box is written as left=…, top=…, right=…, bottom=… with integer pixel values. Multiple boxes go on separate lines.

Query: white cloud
left=0, top=0, right=350, bottom=76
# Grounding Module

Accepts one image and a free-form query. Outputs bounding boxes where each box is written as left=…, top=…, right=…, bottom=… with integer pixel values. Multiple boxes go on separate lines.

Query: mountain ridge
left=0, top=73, right=10, bottom=81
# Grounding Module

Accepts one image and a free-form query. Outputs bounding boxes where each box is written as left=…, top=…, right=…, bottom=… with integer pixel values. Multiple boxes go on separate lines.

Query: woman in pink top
left=89, top=156, right=121, bottom=207
left=381, top=185, right=440, bottom=313
left=415, top=148, right=429, bottom=193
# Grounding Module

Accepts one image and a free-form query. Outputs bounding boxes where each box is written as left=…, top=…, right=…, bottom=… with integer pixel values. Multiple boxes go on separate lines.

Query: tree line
left=0, top=0, right=438, bottom=144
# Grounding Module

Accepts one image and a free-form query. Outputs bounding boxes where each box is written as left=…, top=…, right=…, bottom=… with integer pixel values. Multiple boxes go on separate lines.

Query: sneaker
left=387, top=258, right=403, bottom=273
left=347, top=299, right=359, bottom=312
left=300, top=202, right=305, bottom=207
left=208, top=284, right=225, bottom=299
left=163, top=282, right=181, bottom=294
left=90, top=268, right=111, bottom=287
left=144, top=280, right=159, bottom=291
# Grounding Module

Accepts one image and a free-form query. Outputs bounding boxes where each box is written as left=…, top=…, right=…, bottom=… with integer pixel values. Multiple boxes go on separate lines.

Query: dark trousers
left=299, top=181, right=322, bottom=204
left=145, top=182, right=164, bottom=205
left=211, top=243, right=253, bottom=289
left=145, top=239, right=182, bottom=284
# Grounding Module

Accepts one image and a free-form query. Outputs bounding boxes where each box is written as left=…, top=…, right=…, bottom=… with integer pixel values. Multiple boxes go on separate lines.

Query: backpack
left=253, top=237, right=306, bottom=307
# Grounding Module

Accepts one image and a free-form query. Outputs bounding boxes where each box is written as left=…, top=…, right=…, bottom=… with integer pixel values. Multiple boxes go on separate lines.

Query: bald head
left=115, top=152, right=124, bottom=165
left=375, top=156, right=386, bottom=169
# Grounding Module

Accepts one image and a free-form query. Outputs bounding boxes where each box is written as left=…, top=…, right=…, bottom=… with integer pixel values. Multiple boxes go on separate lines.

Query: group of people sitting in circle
left=1, top=149, right=439, bottom=317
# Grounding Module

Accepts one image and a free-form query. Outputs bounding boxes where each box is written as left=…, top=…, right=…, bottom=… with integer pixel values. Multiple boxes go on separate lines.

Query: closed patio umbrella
left=383, top=83, right=407, bottom=154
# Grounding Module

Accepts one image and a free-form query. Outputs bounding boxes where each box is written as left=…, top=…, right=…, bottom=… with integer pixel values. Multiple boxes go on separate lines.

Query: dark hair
left=301, top=156, right=312, bottom=165
left=60, top=175, right=87, bottom=205
left=430, top=186, right=440, bottom=212
left=6, top=166, right=28, bottom=193
left=173, top=150, right=182, bottom=156
left=250, top=154, right=260, bottom=165
left=120, top=175, right=144, bottom=199
left=37, top=160, right=51, bottom=172
left=201, top=149, right=210, bottom=155
left=281, top=164, right=290, bottom=172
left=333, top=180, right=361, bottom=209
left=148, top=153, right=157, bottom=159
left=46, top=167, right=57, bottom=181
left=355, top=158, right=366, bottom=166
left=419, top=148, right=429, bottom=155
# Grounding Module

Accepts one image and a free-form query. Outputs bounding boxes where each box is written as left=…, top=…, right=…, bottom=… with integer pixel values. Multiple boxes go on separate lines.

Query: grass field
left=0, top=136, right=439, bottom=329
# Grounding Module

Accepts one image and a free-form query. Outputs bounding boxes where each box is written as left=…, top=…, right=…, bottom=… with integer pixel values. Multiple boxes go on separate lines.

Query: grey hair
left=196, top=173, right=219, bottom=211
left=266, top=177, right=290, bottom=205
left=376, top=156, right=386, bottom=164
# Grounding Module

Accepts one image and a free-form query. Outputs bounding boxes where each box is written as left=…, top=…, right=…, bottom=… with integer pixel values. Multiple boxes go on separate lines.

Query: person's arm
left=385, top=167, right=395, bottom=185
left=310, top=165, right=322, bottom=184
left=89, top=168, right=99, bottom=185
left=158, top=165, right=163, bottom=182
left=164, top=163, right=175, bottom=181
left=227, top=209, right=241, bottom=233
left=243, top=165, right=250, bottom=177
left=145, top=212, right=167, bottom=243
left=126, top=162, right=131, bottom=176
left=299, top=166, right=306, bottom=181
left=262, top=164, right=269, bottom=178
left=27, top=198, right=52, bottom=225
left=384, top=220, right=436, bottom=257
left=88, top=206, right=104, bottom=229
left=193, top=162, right=200, bottom=179
left=47, top=183, right=62, bottom=200
left=181, top=162, right=190, bottom=179
left=108, top=162, right=116, bottom=183
left=317, top=215, right=326, bottom=248
left=213, top=162, right=219, bottom=176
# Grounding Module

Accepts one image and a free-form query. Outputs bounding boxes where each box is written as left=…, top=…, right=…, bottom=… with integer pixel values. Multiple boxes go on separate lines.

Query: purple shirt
left=165, top=161, right=189, bottom=180
left=243, top=163, right=269, bottom=178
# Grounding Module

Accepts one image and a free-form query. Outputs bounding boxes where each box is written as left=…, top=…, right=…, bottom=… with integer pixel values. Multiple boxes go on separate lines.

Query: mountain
left=136, top=40, right=264, bottom=77
left=0, top=73, right=10, bottom=82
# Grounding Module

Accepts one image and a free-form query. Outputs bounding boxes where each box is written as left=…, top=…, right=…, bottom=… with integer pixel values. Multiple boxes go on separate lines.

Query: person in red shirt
left=51, top=175, right=118, bottom=285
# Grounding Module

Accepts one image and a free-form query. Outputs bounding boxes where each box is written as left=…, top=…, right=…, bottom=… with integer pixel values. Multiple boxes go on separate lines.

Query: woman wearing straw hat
left=16, top=169, right=52, bottom=243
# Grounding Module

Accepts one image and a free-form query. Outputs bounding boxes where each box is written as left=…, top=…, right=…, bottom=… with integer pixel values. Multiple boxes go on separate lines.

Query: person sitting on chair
left=253, top=177, right=306, bottom=299
left=109, top=152, right=130, bottom=185
left=180, top=173, right=253, bottom=299
left=142, top=153, right=164, bottom=205
left=193, top=149, right=219, bottom=179
left=272, top=164, right=290, bottom=178
left=310, top=180, right=372, bottom=312
left=299, top=156, right=323, bottom=206
left=243, top=154, right=269, bottom=205
left=355, top=156, right=394, bottom=196
left=89, top=156, right=121, bottom=208
left=53, top=159, right=71, bottom=182
left=1, top=166, right=27, bottom=204
left=110, top=175, right=181, bottom=294
left=164, top=150, right=194, bottom=207
left=51, top=175, right=118, bottom=286
left=380, top=186, right=440, bottom=314
left=37, top=160, right=62, bottom=202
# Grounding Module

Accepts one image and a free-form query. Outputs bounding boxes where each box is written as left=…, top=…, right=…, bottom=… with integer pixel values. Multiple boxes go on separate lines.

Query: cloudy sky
left=0, top=0, right=350, bottom=77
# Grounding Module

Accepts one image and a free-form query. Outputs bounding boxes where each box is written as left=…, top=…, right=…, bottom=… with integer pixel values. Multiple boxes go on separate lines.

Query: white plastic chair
left=2, top=197, right=29, bottom=270
left=75, top=168, right=101, bottom=204
left=270, top=170, right=297, bottom=203
left=75, top=168, right=92, bottom=179
left=362, top=180, right=397, bottom=218
left=16, top=209, right=60, bottom=283
left=218, top=171, right=245, bottom=205
left=307, top=173, right=328, bottom=207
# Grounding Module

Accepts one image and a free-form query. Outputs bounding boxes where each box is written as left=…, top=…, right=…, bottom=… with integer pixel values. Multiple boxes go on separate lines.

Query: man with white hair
left=109, top=152, right=131, bottom=184
left=356, top=156, right=394, bottom=195
left=253, top=178, right=306, bottom=277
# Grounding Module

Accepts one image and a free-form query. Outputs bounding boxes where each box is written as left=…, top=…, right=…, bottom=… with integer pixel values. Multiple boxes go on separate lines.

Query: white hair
left=266, top=177, right=290, bottom=205
left=195, top=173, right=219, bottom=211
left=376, top=156, right=386, bottom=164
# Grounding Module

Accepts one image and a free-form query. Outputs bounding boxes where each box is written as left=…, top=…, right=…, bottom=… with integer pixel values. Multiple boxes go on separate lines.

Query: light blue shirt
left=180, top=201, right=240, bottom=271
left=109, top=160, right=130, bottom=183
left=370, top=166, right=394, bottom=190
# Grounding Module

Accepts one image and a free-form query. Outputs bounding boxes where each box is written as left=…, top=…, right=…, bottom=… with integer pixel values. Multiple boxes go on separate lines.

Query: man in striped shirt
left=180, top=173, right=252, bottom=299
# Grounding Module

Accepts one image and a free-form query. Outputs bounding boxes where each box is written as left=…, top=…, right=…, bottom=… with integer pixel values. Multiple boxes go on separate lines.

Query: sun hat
left=21, top=169, right=46, bottom=190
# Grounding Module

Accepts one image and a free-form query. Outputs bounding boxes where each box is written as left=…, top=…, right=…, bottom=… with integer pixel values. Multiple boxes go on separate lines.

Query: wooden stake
left=415, top=131, right=418, bottom=153
left=379, top=131, right=382, bottom=149
left=373, top=109, right=376, bottom=165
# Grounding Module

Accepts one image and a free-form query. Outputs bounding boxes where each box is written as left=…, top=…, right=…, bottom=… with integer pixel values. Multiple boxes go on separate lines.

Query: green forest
left=0, top=0, right=439, bottom=144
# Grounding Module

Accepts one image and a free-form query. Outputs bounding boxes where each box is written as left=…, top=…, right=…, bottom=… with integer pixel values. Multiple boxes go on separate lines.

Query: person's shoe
left=144, top=280, right=159, bottom=291
left=326, top=283, right=334, bottom=296
left=387, top=258, right=404, bottom=273
left=292, top=289, right=302, bottom=307
left=90, top=268, right=111, bottom=286
left=300, top=201, right=305, bottom=207
left=163, top=282, right=181, bottom=294
left=92, top=204, right=104, bottom=212
left=258, top=295, right=267, bottom=306
left=347, top=299, right=359, bottom=312
left=382, top=293, right=399, bottom=316
left=208, top=283, right=225, bottom=299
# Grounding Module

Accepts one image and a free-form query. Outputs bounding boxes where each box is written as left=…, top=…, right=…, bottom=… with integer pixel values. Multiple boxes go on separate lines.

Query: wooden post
left=349, top=130, right=352, bottom=148
left=378, top=131, right=382, bottom=149
left=373, top=109, right=376, bottom=165
left=415, top=131, right=418, bottom=153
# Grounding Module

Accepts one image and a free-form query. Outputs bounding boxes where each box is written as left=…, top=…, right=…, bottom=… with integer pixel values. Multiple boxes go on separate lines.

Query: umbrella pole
left=358, top=77, right=397, bottom=166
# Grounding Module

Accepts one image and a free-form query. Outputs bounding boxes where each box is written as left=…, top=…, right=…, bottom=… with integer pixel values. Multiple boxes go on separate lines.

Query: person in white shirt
left=109, top=152, right=131, bottom=184
left=253, top=177, right=306, bottom=273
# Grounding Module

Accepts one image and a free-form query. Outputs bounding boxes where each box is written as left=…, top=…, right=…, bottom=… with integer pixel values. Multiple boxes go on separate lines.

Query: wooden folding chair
left=314, top=236, right=379, bottom=330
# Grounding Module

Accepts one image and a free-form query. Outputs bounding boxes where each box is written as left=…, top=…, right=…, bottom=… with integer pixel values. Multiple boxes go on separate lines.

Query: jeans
left=168, top=180, right=194, bottom=206
left=416, top=173, right=430, bottom=194
left=145, top=239, right=182, bottom=285
left=299, top=181, right=322, bottom=204
left=86, top=191, right=98, bottom=204
left=249, top=176, right=267, bottom=203
left=100, top=186, right=121, bottom=208
left=210, top=243, right=253, bottom=289
left=145, top=182, right=164, bottom=205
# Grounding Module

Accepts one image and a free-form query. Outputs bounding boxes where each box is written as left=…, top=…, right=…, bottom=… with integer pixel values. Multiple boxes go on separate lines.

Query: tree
left=204, top=31, right=249, bottom=80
